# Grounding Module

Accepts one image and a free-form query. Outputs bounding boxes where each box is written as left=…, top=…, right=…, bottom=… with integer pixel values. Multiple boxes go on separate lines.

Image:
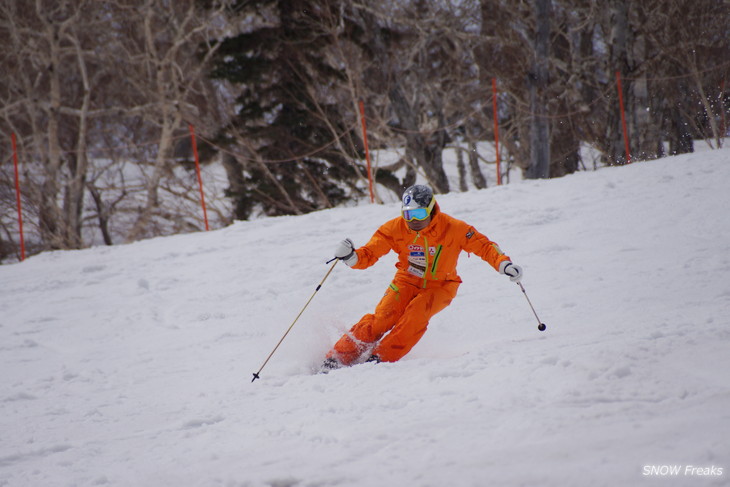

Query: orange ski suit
left=328, top=205, right=511, bottom=364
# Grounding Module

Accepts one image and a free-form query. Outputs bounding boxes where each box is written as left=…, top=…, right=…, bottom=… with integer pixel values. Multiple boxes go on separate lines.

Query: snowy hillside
left=2, top=146, right=730, bottom=487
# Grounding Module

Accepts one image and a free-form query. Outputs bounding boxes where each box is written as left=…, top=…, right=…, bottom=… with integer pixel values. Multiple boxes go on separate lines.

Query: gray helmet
left=401, top=184, right=434, bottom=210
left=401, top=185, right=436, bottom=222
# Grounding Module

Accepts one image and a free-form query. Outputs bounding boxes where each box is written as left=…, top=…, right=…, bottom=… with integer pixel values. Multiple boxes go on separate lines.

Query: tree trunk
left=221, top=152, right=249, bottom=220
left=456, top=146, right=468, bottom=192
left=668, top=103, right=694, bottom=155
left=630, top=7, right=662, bottom=161
left=388, top=83, right=450, bottom=193
left=63, top=34, right=92, bottom=249
left=468, top=141, right=487, bottom=189
left=550, top=117, right=580, bottom=177
left=40, top=21, right=65, bottom=249
left=527, top=0, right=551, bottom=179
left=128, top=108, right=180, bottom=241
left=87, top=185, right=113, bottom=246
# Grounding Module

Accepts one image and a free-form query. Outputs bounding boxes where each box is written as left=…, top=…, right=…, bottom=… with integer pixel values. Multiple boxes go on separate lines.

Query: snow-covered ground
left=1, top=146, right=729, bottom=486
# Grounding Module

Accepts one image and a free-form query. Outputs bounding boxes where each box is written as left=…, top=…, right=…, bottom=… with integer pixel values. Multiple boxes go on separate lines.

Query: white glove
left=499, top=261, right=523, bottom=283
left=334, top=238, right=358, bottom=267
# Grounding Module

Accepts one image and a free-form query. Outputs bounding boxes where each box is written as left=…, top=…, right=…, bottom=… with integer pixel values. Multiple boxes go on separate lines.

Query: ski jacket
left=352, top=205, right=511, bottom=288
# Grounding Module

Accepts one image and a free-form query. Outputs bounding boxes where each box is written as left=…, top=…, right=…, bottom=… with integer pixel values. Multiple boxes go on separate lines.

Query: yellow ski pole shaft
left=252, top=259, right=339, bottom=382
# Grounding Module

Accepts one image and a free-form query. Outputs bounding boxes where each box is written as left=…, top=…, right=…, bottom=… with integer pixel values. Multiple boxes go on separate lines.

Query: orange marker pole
left=616, top=71, right=631, bottom=164
left=188, top=124, right=209, bottom=231
left=492, top=78, right=502, bottom=185
left=12, top=133, right=25, bottom=260
left=358, top=100, right=375, bottom=203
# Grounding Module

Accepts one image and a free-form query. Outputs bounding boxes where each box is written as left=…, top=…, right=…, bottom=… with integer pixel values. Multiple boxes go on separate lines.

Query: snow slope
left=1, top=147, right=730, bottom=487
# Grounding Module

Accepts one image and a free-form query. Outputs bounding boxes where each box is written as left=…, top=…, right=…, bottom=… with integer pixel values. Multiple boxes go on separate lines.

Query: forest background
left=0, top=0, right=728, bottom=263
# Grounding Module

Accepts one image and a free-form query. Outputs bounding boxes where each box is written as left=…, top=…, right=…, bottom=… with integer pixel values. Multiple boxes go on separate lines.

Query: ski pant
left=328, top=276, right=460, bottom=364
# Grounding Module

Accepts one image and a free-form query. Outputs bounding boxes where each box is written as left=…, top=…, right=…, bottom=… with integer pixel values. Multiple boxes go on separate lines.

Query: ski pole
left=517, top=281, right=547, bottom=332
left=252, top=259, right=339, bottom=382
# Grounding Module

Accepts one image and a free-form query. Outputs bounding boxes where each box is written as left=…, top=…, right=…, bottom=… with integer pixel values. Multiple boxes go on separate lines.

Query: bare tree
left=2, top=0, right=728, bottom=263
left=111, top=0, right=227, bottom=241
left=344, top=1, right=492, bottom=194
left=527, top=0, right=551, bottom=179
left=0, top=0, right=102, bottom=249
left=0, top=0, right=231, bottom=257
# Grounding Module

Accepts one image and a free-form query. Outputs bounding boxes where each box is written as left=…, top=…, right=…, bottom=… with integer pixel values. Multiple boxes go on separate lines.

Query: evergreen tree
left=210, top=0, right=362, bottom=218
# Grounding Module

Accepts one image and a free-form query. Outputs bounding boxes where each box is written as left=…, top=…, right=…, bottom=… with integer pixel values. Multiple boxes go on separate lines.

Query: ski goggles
left=402, top=197, right=435, bottom=222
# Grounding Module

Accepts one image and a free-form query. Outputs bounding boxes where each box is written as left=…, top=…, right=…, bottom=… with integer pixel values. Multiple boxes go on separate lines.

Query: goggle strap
left=425, top=196, right=435, bottom=213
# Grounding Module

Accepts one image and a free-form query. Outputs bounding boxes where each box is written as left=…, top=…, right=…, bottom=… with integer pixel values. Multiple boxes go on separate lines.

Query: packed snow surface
left=2, top=146, right=730, bottom=486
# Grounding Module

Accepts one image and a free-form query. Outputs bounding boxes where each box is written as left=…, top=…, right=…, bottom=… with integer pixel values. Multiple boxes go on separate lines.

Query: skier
left=322, top=184, right=523, bottom=370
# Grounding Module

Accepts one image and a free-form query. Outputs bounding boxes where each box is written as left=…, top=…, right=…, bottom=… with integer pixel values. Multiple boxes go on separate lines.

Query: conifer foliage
left=210, top=0, right=362, bottom=219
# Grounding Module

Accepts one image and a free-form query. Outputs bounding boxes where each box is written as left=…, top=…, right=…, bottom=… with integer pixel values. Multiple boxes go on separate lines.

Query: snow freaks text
left=642, top=465, right=724, bottom=477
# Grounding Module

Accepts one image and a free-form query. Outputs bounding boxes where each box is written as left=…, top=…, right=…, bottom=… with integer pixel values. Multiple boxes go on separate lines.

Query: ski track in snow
left=1, top=146, right=730, bottom=486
